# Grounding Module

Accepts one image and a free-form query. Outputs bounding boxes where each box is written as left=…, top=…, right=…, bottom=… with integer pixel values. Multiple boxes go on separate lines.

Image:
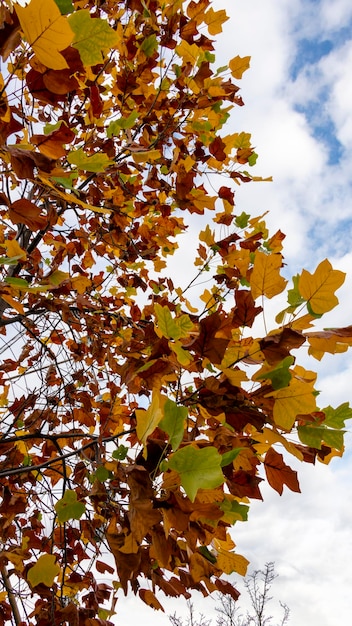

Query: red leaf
left=218, top=185, right=235, bottom=205
left=209, top=136, right=226, bottom=161
left=96, top=560, right=115, bottom=575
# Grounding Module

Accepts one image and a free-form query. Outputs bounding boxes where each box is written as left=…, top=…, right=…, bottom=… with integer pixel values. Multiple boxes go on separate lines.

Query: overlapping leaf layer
left=0, top=0, right=351, bottom=623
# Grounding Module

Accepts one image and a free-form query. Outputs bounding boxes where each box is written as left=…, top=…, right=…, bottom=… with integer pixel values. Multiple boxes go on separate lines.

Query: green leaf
left=159, top=399, right=187, bottom=451
left=67, top=148, right=113, bottom=173
left=94, top=466, right=110, bottom=482
left=54, top=0, right=74, bottom=14
left=219, top=499, right=249, bottom=522
left=221, top=448, right=241, bottom=467
left=298, top=425, right=345, bottom=451
left=198, top=546, right=217, bottom=564
left=27, top=554, right=60, bottom=587
left=287, top=274, right=305, bottom=307
left=0, top=255, right=26, bottom=266
left=4, top=277, right=29, bottom=288
left=107, top=111, right=139, bottom=137
left=248, top=152, right=258, bottom=166
left=322, top=402, right=352, bottom=428
left=68, top=9, right=119, bottom=66
left=167, top=445, right=224, bottom=502
left=235, top=212, right=250, bottom=228
left=140, top=34, right=158, bottom=57
left=154, top=304, right=193, bottom=340
left=52, top=173, right=77, bottom=190
left=255, top=356, right=294, bottom=390
left=112, top=444, right=128, bottom=460
left=55, top=489, right=85, bottom=523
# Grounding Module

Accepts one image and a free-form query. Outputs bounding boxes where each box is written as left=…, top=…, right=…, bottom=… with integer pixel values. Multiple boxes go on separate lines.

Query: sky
left=113, top=1, right=352, bottom=625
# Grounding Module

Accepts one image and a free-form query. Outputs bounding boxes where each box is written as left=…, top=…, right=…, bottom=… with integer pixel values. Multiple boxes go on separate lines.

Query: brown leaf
left=139, top=589, right=164, bottom=611
left=209, top=136, right=226, bottom=161
left=218, top=185, right=235, bottom=205
left=9, top=199, right=48, bottom=230
left=260, top=328, right=305, bottom=365
left=233, top=290, right=263, bottom=328
left=264, top=447, right=300, bottom=495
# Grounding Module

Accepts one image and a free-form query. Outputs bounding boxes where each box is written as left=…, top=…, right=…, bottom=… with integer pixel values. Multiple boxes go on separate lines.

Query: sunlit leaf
left=229, top=55, right=251, bottom=79
left=67, top=148, right=113, bottom=173
left=16, top=0, right=74, bottom=69
left=251, top=250, right=287, bottom=300
left=135, top=389, right=163, bottom=452
left=204, top=7, right=229, bottom=35
left=68, top=9, right=119, bottom=65
left=168, top=445, right=224, bottom=502
left=298, top=259, right=345, bottom=316
left=266, top=378, right=317, bottom=430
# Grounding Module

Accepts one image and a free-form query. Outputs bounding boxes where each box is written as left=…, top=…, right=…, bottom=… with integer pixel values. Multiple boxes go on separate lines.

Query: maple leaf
left=68, top=9, right=119, bottom=65
left=135, top=389, right=163, bottom=453
left=229, top=55, right=251, bottom=79
left=9, top=199, right=48, bottom=231
left=55, top=489, right=85, bottom=523
left=27, top=554, right=60, bottom=588
left=16, top=0, right=74, bottom=70
left=264, top=447, right=300, bottom=495
left=298, top=259, right=345, bottom=315
left=251, top=250, right=287, bottom=300
left=167, top=445, right=224, bottom=502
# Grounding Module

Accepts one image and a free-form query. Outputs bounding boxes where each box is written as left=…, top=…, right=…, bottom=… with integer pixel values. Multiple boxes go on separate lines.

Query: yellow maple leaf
left=27, top=554, right=60, bottom=587
left=266, top=379, right=317, bottom=430
left=16, top=0, right=74, bottom=70
left=250, top=250, right=287, bottom=300
left=298, top=258, right=345, bottom=315
left=135, top=389, right=164, bottom=454
left=204, top=8, right=229, bottom=35
left=3, top=239, right=27, bottom=260
left=175, top=40, right=200, bottom=65
left=213, top=537, right=249, bottom=575
left=252, top=426, right=304, bottom=460
left=229, top=55, right=251, bottom=79
left=216, top=550, right=249, bottom=576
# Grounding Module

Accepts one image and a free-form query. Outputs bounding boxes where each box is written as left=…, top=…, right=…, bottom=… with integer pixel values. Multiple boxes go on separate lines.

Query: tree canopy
left=0, top=0, right=351, bottom=624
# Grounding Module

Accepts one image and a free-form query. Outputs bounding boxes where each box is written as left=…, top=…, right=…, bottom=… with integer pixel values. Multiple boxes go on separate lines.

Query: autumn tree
left=0, top=0, right=351, bottom=624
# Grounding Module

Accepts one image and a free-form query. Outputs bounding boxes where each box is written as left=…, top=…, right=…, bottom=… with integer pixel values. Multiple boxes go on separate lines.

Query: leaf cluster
left=0, top=0, right=350, bottom=624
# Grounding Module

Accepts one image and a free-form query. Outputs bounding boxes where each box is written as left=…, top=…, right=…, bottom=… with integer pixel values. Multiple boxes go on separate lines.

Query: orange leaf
left=229, top=55, right=251, bottom=79
left=9, top=199, right=47, bottom=231
left=139, top=589, right=164, bottom=611
left=251, top=250, right=287, bottom=300
left=264, top=447, right=300, bottom=495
